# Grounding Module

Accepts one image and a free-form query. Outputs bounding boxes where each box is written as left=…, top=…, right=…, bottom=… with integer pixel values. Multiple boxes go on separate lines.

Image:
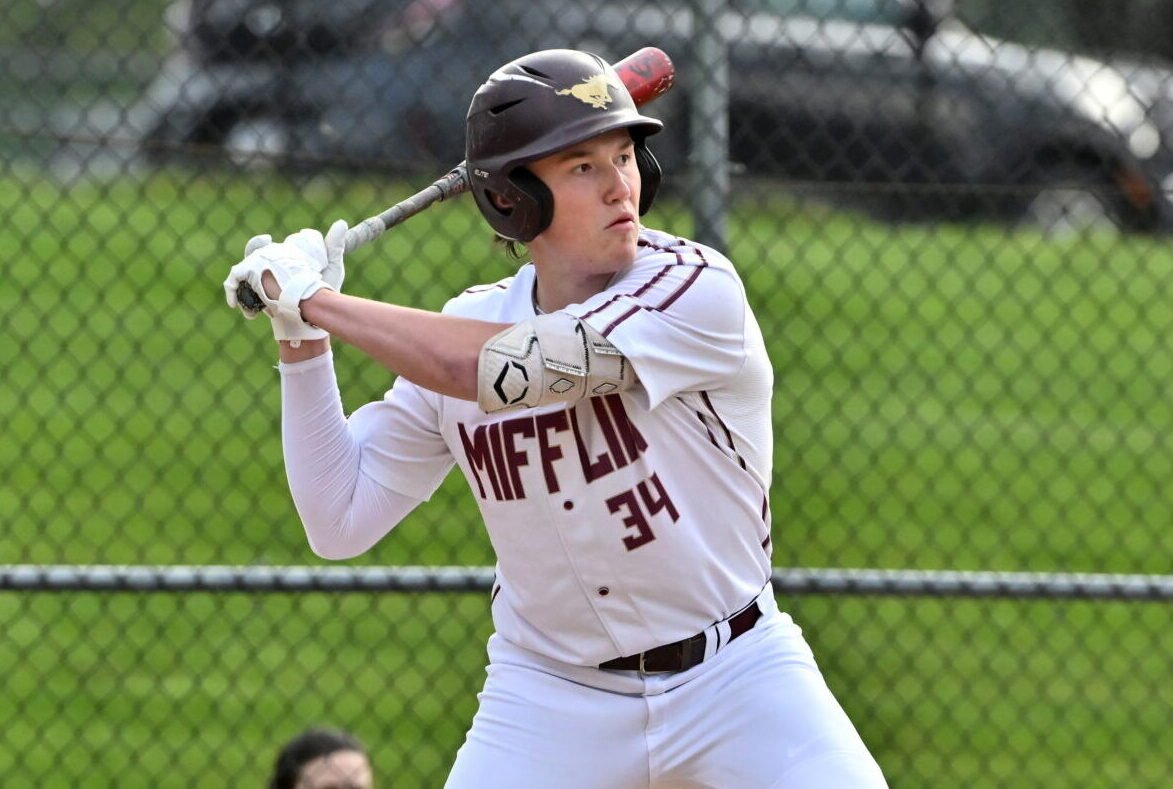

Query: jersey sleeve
left=576, top=253, right=750, bottom=410
left=348, top=375, right=456, bottom=501
left=280, top=352, right=439, bottom=559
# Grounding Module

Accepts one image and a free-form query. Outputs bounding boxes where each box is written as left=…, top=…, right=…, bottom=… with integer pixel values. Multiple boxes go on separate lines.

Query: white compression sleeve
left=279, top=352, right=421, bottom=559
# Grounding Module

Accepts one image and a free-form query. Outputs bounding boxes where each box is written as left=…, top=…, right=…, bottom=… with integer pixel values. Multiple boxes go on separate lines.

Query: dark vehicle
left=135, top=0, right=1173, bottom=232
left=136, top=0, right=578, bottom=172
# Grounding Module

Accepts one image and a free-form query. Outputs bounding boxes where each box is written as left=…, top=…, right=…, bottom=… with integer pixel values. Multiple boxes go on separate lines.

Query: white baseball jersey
left=312, top=227, right=775, bottom=666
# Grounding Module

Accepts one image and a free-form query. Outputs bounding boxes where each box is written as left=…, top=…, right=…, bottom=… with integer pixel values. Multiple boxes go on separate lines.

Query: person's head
left=269, top=727, right=373, bottom=789
left=465, top=49, right=663, bottom=265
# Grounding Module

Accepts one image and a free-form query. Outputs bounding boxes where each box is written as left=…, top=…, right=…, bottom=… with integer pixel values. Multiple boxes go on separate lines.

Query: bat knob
left=236, top=281, right=266, bottom=312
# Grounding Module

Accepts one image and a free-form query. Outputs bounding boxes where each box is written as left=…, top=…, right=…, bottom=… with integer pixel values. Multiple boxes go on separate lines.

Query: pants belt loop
left=710, top=617, right=732, bottom=661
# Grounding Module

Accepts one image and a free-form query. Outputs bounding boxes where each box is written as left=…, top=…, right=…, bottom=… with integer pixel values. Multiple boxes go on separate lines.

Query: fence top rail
left=2, top=566, right=1171, bottom=601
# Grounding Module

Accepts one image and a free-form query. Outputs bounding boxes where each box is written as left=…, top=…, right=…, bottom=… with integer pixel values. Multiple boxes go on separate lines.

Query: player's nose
left=604, top=164, right=633, bottom=203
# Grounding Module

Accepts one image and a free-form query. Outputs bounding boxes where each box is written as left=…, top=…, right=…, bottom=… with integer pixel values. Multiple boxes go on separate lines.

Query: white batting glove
left=288, top=219, right=347, bottom=293
left=223, top=232, right=276, bottom=320
left=224, top=242, right=330, bottom=345
left=242, top=232, right=273, bottom=259
left=224, top=220, right=347, bottom=345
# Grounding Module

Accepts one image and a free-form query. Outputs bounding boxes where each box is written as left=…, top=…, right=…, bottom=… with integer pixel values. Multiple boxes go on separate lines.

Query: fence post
left=687, top=0, right=730, bottom=251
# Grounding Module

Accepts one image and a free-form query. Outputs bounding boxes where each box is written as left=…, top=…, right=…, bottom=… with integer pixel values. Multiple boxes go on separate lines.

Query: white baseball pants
left=444, top=602, right=888, bottom=789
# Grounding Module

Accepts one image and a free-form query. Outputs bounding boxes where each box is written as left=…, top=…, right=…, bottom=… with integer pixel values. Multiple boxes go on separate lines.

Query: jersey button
left=562, top=500, right=574, bottom=510
left=597, top=586, right=610, bottom=597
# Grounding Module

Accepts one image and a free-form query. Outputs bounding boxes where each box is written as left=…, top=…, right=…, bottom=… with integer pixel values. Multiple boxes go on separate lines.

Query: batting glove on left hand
left=283, top=219, right=347, bottom=293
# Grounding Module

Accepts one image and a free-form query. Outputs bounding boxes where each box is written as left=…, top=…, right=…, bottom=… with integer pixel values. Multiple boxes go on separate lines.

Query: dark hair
left=493, top=234, right=527, bottom=260
left=269, top=727, right=367, bottom=789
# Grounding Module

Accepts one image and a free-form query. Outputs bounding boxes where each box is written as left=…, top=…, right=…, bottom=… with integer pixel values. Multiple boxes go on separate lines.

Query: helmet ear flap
left=507, top=168, right=555, bottom=242
left=635, top=142, right=661, bottom=216
left=481, top=188, right=515, bottom=219
left=485, top=147, right=658, bottom=240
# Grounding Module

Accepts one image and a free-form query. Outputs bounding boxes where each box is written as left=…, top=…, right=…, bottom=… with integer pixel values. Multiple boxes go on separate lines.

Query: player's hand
left=320, top=219, right=347, bottom=292
left=242, top=232, right=273, bottom=258
left=224, top=232, right=276, bottom=320
left=223, top=233, right=335, bottom=345
left=280, top=219, right=348, bottom=291
left=229, top=219, right=346, bottom=305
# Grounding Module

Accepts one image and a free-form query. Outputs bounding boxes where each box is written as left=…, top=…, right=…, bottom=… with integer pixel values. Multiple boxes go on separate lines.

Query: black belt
left=599, top=599, right=763, bottom=674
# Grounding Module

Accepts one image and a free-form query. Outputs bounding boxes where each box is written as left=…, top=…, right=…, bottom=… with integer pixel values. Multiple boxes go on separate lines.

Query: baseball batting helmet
left=465, top=49, right=664, bottom=242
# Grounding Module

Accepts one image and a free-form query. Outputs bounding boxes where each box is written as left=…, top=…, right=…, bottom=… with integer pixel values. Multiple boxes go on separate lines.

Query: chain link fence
left=2, top=0, right=1172, bottom=786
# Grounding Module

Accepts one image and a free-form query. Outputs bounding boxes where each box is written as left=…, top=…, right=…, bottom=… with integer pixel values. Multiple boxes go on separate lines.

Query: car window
left=731, top=1, right=913, bottom=59
left=741, top=0, right=911, bottom=26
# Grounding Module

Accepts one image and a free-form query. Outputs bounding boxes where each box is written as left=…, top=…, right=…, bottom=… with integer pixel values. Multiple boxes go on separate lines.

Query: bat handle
left=344, top=162, right=469, bottom=253
left=236, top=280, right=265, bottom=313
left=233, top=164, right=472, bottom=313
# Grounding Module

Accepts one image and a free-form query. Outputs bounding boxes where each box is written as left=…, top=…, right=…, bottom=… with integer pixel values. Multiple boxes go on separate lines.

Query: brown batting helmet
left=465, top=49, right=664, bottom=242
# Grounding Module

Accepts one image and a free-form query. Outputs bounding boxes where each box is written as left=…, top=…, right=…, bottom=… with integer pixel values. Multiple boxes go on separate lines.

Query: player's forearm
left=279, top=352, right=414, bottom=558
left=280, top=352, right=363, bottom=547
left=300, top=289, right=507, bottom=401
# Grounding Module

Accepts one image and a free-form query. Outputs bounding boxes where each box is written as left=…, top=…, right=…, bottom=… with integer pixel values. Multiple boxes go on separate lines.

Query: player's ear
left=489, top=191, right=515, bottom=211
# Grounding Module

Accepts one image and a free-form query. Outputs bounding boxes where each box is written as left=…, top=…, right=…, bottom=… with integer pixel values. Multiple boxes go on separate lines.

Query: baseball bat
left=236, top=46, right=676, bottom=312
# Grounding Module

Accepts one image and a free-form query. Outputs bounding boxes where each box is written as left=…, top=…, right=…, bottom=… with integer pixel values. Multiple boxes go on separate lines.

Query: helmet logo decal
left=555, top=75, right=613, bottom=109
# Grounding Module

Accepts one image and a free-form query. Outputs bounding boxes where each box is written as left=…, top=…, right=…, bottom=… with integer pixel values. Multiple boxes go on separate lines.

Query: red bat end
left=613, top=47, right=676, bottom=107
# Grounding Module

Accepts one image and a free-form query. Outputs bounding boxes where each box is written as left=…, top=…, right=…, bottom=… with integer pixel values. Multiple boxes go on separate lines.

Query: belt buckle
left=637, top=650, right=675, bottom=676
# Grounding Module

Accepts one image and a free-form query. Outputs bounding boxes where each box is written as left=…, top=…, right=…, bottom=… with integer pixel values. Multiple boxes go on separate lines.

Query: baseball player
left=225, top=49, right=887, bottom=788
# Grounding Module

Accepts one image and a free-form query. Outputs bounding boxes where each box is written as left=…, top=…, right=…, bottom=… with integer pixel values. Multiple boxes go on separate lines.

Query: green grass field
left=1, top=168, right=1171, bottom=786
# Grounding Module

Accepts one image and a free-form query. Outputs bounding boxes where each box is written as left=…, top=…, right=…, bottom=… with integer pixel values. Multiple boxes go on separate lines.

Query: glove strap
left=276, top=271, right=335, bottom=323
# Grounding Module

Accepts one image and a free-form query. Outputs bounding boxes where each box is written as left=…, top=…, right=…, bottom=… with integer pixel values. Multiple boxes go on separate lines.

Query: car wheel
left=1023, top=165, right=1121, bottom=238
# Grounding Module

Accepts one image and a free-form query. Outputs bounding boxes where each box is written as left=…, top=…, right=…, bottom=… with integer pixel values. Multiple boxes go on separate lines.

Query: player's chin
left=604, top=220, right=640, bottom=254
left=602, top=237, right=639, bottom=271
